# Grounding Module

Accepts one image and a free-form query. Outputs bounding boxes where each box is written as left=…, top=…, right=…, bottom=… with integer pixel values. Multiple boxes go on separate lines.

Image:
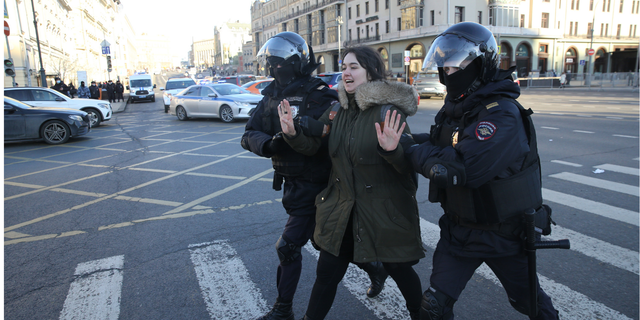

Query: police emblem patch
left=290, top=105, right=299, bottom=118
left=475, top=121, right=497, bottom=141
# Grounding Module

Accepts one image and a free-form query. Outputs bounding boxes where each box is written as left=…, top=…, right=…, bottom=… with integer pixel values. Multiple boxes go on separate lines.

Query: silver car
left=413, top=71, right=446, bottom=99
left=169, top=83, right=261, bottom=123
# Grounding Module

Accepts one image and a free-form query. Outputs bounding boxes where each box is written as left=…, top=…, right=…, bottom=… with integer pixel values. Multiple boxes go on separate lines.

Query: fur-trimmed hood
left=336, top=80, right=418, bottom=117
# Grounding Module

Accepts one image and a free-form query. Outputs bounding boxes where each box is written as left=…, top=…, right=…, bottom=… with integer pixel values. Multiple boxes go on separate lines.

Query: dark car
left=412, top=70, right=446, bottom=99
left=4, top=96, right=91, bottom=145
left=216, top=75, right=256, bottom=86
left=316, top=72, right=342, bottom=89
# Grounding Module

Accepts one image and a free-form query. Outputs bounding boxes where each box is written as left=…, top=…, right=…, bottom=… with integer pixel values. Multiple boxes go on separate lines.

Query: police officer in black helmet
left=383, top=22, right=560, bottom=319
left=242, top=32, right=388, bottom=320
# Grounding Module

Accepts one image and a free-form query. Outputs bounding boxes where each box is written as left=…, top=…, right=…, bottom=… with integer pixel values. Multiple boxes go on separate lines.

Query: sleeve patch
left=475, top=121, right=497, bottom=141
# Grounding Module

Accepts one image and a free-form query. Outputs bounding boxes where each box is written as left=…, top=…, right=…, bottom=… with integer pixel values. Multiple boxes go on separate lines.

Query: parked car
left=216, top=75, right=256, bottom=86
left=169, top=83, right=261, bottom=123
left=4, top=96, right=91, bottom=145
left=315, top=72, right=342, bottom=89
left=412, top=70, right=446, bottom=99
left=4, top=87, right=112, bottom=127
left=160, top=77, right=197, bottom=112
left=241, top=79, right=274, bottom=94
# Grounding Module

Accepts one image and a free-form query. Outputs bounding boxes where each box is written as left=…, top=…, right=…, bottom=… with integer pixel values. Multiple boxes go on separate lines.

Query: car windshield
left=130, top=79, right=152, bottom=87
left=166, top=80, right=196, bottom=90
left=210, top=84, right=251, bottom=95
left=416, top=72, right=439, bottom=79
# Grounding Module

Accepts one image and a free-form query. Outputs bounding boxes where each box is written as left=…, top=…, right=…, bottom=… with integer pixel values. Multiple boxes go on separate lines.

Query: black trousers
left=430, top=239, right=559, bottom=320
left=116, top=92, right=124, bottom=101
left=304, top=217, right=422, bottom=319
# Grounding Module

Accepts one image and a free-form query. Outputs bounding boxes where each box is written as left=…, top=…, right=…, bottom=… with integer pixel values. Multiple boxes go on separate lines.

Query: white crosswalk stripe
left=59, top=255, right=124, bottom=320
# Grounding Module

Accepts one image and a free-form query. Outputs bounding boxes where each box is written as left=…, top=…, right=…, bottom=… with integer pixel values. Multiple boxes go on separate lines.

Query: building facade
left=250, top=0, right=639, bottom=78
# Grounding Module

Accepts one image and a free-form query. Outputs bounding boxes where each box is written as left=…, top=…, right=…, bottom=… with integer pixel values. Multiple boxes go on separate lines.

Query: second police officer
left=383, top=22, right=560, bottom=319
left=241, top=32, right=388, bottom=320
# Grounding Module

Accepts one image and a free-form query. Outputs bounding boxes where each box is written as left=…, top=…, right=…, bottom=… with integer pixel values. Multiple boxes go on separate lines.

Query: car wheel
left=152, top=96, right=156, bottom=102
left=219, top=105, right=234, bottom=123
left=85, top=108, right=102, bottom=127
left=41, top=120, right=70, bottom=145
left=176, top=106, right=188, bottom=121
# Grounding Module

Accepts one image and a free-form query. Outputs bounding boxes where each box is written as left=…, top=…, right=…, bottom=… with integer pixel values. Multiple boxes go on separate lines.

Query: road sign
left=588, top=48, right=595, bottom=56
left=404, top=50, right=410, bottom=57
left=579, top=60, right=586, bottom=66
left=100, top=40, right=110, bottom=47
left=102, top=46, right=110, bottom=54
left=4, top=20, right=9, bottom=36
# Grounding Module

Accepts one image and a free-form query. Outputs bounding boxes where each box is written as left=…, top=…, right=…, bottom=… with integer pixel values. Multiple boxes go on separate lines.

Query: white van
left=127, top=73, right=156, bottom=103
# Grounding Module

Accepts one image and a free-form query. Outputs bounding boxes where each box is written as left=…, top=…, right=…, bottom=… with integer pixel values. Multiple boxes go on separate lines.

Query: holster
left=272, top=172, right=284, bottom=191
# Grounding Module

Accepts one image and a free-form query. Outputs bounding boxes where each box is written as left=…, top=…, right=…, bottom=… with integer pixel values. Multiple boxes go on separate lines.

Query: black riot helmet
left=423, top=22, right=500, bottom=101
left=257, top=32, right=320, bottom=78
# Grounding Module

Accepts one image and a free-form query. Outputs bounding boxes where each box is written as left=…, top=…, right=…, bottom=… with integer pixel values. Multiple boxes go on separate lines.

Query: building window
left=520, top=14, right=525, bottom=27
left=571, top=0, right=575, bottom=9
left=489, top=9, right=494, bottom=25
left=541, top=12, right=549, bottom=28
left=420, top=7, right=424, bottom=26
left=356, top=5, right=360, bottom=17
left=349, top=29, right=352, bottom=40
left=602, top=0, right=606, bottom=11
left=574, top=22, right=578, bottom=35
left=620, top=0, right=624, bottom=12
left=375, top=0, right=379, bottom=12
left=616, top=24, right=621, bottom=38
left=600, top=23, right=604, bottom=36
left=398, top=0, right=401, bottom=5
left=569, top=21, right=574, bottom=35
left=366, top=2, right=369, bottom=15
left=539, top=44, right=548, bottom=53
left=397, top=17, right=402, bottom=30
left=630, top=24, right=634, bottom=36
left=634, top=25, right=637, bottom=37
left=357, top=27, right=360, bottom=40
left=349, top=7, right=352, bottom=19
left=605, top=23, right=608, bottom=36
left=588, top=22, right=593, bottom=37
left=589, top=0, right=594, bottom=10
left=376, top=22, right=379, bottom=36
left=478, top=11, right=482, bottom=24
left=431, top=10, right=435, bottom=25
left=385, top=0, right=389, bottom=9
left=386, top=20, right=390, bottom=33
left=607, top=0, right=611, bottom=11
left=576, top=0, right=580, bottom=10
left=454, top=6, right=465, bottom=23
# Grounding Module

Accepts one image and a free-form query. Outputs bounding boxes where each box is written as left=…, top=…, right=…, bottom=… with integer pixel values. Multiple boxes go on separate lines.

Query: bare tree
left=50, top=54, right=80, bottom=83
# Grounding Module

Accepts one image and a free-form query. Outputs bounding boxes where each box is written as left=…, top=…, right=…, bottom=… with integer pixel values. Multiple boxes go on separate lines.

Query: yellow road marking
left=4, top=231, right=31, bottom=239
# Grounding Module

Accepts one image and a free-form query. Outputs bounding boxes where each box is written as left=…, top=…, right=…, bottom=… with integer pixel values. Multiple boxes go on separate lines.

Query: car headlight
left=98, top=103, right=109, bottom=109
left=236, top=102, right=250, bottom=107
left=68, top=115, right=84, bottom=122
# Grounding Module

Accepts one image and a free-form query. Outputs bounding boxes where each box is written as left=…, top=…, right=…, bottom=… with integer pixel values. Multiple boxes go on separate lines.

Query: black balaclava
left=268, top=56, right=301, bottom=89
left=443, top=58, right=482, bottom=100
left=81, top=82, right=85, bottom=87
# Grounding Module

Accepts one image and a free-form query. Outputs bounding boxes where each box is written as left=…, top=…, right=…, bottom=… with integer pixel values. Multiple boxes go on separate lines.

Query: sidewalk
left=111, top=93, right=130, bottom=114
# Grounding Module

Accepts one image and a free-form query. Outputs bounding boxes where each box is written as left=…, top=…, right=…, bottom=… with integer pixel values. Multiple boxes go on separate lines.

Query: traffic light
left=106, top=55, right=112, bottom=72
left=4, top=58, right=16, bottom=77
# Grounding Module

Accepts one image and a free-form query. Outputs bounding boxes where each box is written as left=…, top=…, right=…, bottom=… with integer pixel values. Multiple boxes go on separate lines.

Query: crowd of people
left=49, top=77, right=125, bottom=102
left=242, top=22, right=562, bottom=320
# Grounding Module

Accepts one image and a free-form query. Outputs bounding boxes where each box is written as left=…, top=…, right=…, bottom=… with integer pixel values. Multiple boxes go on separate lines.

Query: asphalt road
left=3, top=86, right=639, bottom=320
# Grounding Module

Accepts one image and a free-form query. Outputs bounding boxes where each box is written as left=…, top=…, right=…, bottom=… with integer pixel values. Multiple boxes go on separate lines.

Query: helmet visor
left=257, top=37, right=306, bottom=67
left=423, top=34, right=484, bottom=71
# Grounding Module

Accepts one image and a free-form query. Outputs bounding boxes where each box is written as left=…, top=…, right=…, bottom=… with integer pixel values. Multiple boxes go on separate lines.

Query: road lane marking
left=162, top=168, right=273, bottom=215
left=303, top=243, right=411, bottom=319
left=547, top=225, right=639, bottom=275
left=612, top=134, right=638, bottom=139
left=572, top=130, right=595, bottom=134
left=550, top=160, right=583, bottom=167
left=127, top=168, right=176, bottom=173
left=185, top=172, right=246, bottom=180
left=549, top=172, right=638, bottom=196
left=542, top=188, right=639, bottom=226
left=593, top=164, right=640, bottom=176
left=4, top=144, right=247, bottom=232
left=541, top=126, right=559, bottom=130
left=59, top=255, right=124, bottom=320
left=188, top=241, right=268, bottom=319
left=419, top=219, right=633, bottom=320
left=4, top=231, right=31, bottom=238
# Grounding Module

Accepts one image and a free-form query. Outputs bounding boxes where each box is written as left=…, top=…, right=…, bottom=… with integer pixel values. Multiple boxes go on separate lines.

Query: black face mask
left=271, top=64, right=296, bottom=88
left=443, top=59, right=481, bottom=100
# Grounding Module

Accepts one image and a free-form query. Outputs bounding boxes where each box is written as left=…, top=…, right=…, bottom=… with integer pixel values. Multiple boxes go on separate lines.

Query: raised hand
left=375, top=109, right=406, bottom=152
left=278, top=99, right=296, bottom=136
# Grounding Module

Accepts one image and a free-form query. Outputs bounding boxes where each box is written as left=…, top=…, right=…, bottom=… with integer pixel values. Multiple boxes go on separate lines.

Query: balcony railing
left=345, top=35, right=381, bottom=46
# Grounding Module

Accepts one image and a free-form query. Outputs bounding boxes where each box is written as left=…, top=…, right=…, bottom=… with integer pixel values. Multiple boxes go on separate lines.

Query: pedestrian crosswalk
left=54, top=161, right=638, bottom=319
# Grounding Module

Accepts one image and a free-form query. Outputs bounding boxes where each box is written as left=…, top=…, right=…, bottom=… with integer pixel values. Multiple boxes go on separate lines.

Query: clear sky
left=122, top=0, right=255, bottom=60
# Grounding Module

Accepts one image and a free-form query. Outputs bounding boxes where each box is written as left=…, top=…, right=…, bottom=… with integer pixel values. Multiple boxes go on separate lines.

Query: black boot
left=360, top=261, right=388, bottom=298
left=256, top=297, right=294, bottom=320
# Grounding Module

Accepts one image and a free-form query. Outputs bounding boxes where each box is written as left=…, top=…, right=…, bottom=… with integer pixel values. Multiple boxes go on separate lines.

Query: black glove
left=240, top=135, right=250, bottom=150
left=263, top=132, right=286, bottom=155
left=297, top=116, right=325, bottom=137
left=424, top=159, right=466, bottom=188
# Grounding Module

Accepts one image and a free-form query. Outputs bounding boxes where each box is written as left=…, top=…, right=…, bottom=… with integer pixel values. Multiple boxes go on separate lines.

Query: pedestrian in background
left=395, top=22, right=560, bottom=320
left=89, top=81, right=101, bottom=100
left=106, top=80, right=116, bottom=103
left=69, top=82, right=77, bottom=98
left=51, top=77, right=70, bottom=96
left=565, top=69, right=572, bottom=86
left=115, top=80, right=125, bottom=102
left=279, top=45, right=425, bottom=320
left=559, top=72, right=566, bottom=89
left=77, top=81, right=91, bottom=98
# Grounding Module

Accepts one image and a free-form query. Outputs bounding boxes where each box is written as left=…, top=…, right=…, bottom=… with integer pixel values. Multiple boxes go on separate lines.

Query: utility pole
left=30, top=0, right=47, bottom=87
left=337, top=15, right=343, bottom=69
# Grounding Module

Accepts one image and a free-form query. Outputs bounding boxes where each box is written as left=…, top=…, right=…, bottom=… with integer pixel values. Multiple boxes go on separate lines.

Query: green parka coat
left=285, top=80, right=425, bottom=263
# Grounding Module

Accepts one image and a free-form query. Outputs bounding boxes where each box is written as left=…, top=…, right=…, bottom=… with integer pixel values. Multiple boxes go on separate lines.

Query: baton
left=524, top=208, right=570, bottom=318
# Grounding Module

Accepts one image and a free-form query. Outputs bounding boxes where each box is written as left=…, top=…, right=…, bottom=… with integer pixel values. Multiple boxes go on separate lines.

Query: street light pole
left=30, top=0, right=47, bottom=87
left=586, top=0, right=600, bottom=87
left=337, top=16, right=343, bottom=69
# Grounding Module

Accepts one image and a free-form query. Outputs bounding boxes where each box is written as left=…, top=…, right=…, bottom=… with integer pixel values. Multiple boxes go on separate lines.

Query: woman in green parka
left=278, top=46, right=425, bottom=320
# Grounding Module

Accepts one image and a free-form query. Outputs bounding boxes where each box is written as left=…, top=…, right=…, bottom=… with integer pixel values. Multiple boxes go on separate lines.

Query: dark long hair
left=341, top=46, right=387, bottom=81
